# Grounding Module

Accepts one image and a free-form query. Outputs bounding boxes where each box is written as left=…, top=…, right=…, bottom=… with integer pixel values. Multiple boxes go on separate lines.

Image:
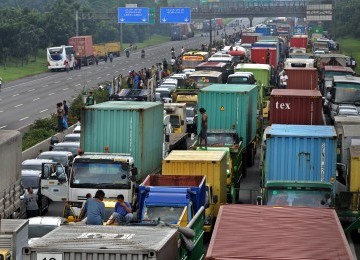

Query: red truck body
left=284, top=67, right=319, bottom=90
left=215, top=18, right=223, bottom=29
left=68, top=35, right=94, bottom=65
left=290, top=35, right=308, bottom=48
left=251, top=47, right=277, bottom=67
left=241, top=33, right=261, bottom=44
left=269, top=89, right=324, bottom=125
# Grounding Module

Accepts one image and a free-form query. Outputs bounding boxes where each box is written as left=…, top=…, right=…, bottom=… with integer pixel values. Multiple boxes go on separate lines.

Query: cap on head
left=199, top=108, right=206, bottom=113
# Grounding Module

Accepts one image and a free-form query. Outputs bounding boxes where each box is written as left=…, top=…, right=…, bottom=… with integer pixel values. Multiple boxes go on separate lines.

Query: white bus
left=47, top=45, right=75, bottom=71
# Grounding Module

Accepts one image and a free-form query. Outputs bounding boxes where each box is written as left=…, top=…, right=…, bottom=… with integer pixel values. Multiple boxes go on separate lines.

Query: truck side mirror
left=213, top=195, right=218, bottom=204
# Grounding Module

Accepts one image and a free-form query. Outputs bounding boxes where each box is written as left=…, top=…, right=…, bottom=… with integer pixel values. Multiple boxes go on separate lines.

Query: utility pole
left=75, top=11, right=79, bottom=36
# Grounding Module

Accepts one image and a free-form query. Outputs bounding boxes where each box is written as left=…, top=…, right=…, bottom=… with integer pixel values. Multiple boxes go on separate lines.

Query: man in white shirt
left=280, top=72, right=288, bottom=89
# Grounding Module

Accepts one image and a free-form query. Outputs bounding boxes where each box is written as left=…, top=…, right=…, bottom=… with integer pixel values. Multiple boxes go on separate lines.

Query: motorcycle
left=141, top=50, right=145, bottom=59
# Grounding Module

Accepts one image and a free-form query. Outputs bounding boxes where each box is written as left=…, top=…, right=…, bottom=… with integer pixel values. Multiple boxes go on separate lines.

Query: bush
left=22, top=116, right=57, bottom=150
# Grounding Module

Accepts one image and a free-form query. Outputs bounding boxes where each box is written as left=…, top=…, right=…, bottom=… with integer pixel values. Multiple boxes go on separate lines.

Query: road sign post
left=118, top=7, right=149, bottom=24
left=160, top=7, right=191, bottom=23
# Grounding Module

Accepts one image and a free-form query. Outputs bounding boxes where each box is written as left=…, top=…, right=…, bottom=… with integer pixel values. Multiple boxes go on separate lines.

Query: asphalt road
left=0, top=17, right=264, bottom=131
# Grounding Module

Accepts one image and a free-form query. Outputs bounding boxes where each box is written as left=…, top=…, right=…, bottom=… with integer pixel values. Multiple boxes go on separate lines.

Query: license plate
left=37, top=253, right=63, bottom=260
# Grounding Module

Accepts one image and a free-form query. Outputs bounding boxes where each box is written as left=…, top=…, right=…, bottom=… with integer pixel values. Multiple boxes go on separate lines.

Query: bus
left=189, top=70, right=223, bottom=89
left=181, top=51, right=209, bottom=69
left=47, top=45, right=76, bottom=71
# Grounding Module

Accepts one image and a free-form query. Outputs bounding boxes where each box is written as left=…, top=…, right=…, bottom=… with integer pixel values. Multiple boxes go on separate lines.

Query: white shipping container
left=0, top=219, right=29, bottom=260
left=22, top=225, right=179, bottom=260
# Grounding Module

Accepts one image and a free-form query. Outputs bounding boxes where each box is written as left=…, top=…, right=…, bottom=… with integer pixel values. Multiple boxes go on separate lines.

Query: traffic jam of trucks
left=3, top=15, right=360, bottom=260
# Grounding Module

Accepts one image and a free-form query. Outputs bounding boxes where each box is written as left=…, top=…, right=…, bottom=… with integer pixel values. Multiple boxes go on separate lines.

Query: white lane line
left=77, top=75, right=82, bottom=77
left=13, top=94, right=19, bottom=97
left=97, top=77, right=102, bottom=79
left=75, top=84, right=81, bottom=86
left=106, top=74, right=110, bottom=76
left=54, top=81, right=60, bottom=84
left=87, top=80, right=92, bottom=82
left=19, top=117, right=29, bottom=121
left=0, top=111, right=3, bottom=113
left=33, top=98, right=40, bottom=101
left=40, top=109, right=48, bottom=113
left=68, top=77, right=73, bottom=80
left=0, top=125, right=7, bottom=129
left=49, top=93, right=55, bottom=96
left=63, top=88, right=69, bottom=90
left=115, top=71, right=119, bottom=73
left=28, top=89, right=35, bottom=92
left=43, top=84, right=48, bottom=87
left=15, top=104, right=23, bottom=108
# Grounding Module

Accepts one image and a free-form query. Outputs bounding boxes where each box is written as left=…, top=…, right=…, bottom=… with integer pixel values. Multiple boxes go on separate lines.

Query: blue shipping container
left=255, top=27, right=271, bottom=36
left=265, top=124, right=337, bottom=184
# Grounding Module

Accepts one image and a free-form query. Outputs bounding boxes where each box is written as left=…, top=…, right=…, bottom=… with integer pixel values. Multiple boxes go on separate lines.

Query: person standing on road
left=109, top=53, right=113, bottom=63
left=63, top=100, right=69, bottom=124
left=198, top=108, right=208, bottom=149
left=0, top=76, right=3, bottom=91
left=56, top=102, right=65, bottom=132
left=82, top=190, right=105, bottom=225
left=25, top=187, right=39, bottom=218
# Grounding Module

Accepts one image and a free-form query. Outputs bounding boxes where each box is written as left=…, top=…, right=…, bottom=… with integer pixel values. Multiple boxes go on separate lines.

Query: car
left=63, top=133, right=81, bottom=143
left=52, top=142, right=80, bottom=156
left=28, top=216, right=67, bottom=244
left=37, top=151, right=74, bottom=175
left=22, top=159, right=53, bottom=171
left=21, top=170, right=51, bottom=215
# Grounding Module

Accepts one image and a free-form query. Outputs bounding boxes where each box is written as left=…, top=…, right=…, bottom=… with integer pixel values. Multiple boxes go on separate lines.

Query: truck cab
left=0, top=249, right=10, bottom=260
left=164, top=103, right=187, bottom=134
left=227, top=72, right=256, bottom=84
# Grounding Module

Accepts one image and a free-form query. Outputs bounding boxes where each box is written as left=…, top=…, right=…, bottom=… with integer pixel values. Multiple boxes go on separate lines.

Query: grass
left=0, top=53, right=48, bottom=82
left=337, top=38, right=360, bottom=74
left=128, top=34, right=170, bottom=50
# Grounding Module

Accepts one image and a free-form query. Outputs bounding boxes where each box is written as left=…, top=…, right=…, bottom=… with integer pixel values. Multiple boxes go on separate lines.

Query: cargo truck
left=290, top=34, right=308, bottom=48
left=162, top=150, right=227, bottom=232
left=68, top=35, right=95, bottom=66
left=0, top=219, right=29, bottom=260
left=93, top=43, right=106, bottom=60
left=171, top=23, right=194, bottom=41
left=206, top=205, right=354, bottom=260
left=339, top=125, right=360, bottom=166
left=240, top=33, right=262, bottom=44
left=326, top=75, right=360, bottom=116
left=319, top=65, right=354, bottom=98
left=105, top=42, right=121, bottom=57
left=269, top=89, right=324, bottom=125
left=260, top=124, right=337, bottom=208
left=0, top=130, right=26, bottom=220
left=164, top=103, right=187, bottom=134
left=138, top=175, right=206, bottom=223
left=197, top=84, right=258, bottom=166
left=284, top=67, right=319, bottom=90
left=251, top=47, right=277, bottom=67
left=23, top=225, right=181, bottom=260
left=81, top=101, right=163, bottom=180
left=252, top=41, right=280, bottom=65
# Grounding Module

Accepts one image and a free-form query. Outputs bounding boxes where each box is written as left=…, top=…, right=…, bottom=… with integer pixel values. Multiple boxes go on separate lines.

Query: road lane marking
left=106, top=74, right=110, bottom=76
left=19, top=117, right=29, bottom=121
left=40, top=109, right=48, bottom=113
left=15, top=104, right=23, bottom=108
left=28, top=89, right=35, bottom=92
left=33, top=98, right=40, bottom=101
left=13, top=94, right=19, bottom=97
left=0, top=125, right=7, bottom=129
left=75, top=84, right=81, bottom=86
left=0, top=111, right=3, bottom=113
left=97, top=77, right=102, bottom=79
left=49, top=93, right=55, bottom=96
left=54, top=81, right=60, bottom=84
left=63, top=88, right=69, bottom=90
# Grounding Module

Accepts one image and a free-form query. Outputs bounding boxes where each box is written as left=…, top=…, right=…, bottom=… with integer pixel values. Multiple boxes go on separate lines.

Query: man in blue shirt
left=113, top=194, right=133, bottom=224
left=83, top=190, right=105, bottom=225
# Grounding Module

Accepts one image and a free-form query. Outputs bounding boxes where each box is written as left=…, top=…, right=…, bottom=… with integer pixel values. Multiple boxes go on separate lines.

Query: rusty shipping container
left=240, top=33, right=261, bottom=44
left=68, top=35, right=94, bottom=65
left=206, top=204, right=354, bottom=260
left=269, top=89, right=324, bottom=125
left=284, top=67, right=319, bottom=90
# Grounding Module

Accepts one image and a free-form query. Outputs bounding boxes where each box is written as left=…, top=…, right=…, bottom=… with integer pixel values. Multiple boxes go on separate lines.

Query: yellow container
left=105, top=42, right=121, bottom=56
left=350, top=146, right=360, bottom=192
left=162, top=150, right=227, bottom=216
left=93, top=44, right=106, bottom=58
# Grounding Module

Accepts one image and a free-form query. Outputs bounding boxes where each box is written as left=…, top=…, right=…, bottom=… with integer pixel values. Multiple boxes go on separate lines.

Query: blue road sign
left=118, top=7, right=149, bottom=24
left=160, top=7, right=191, bottom=23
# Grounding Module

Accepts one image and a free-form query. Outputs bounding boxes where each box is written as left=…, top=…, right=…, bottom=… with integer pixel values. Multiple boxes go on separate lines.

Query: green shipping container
left=198, top=84, right=258, bottom=147
left=81, top=101, right=164, bottom=180
left=235, top=63, right=272, bottom=88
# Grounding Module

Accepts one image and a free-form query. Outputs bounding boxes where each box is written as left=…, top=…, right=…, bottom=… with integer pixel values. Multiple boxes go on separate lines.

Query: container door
left=298, top=151, right=311, bottom=180
left=41, top=163, right=68, bottom=201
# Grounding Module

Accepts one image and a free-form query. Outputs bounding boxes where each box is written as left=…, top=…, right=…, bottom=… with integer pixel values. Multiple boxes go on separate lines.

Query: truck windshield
left=267, top=189, right=331, bottom=208
left=332, top=87, right=360, bottom=103
left=143, top=206, right=184, bottom=224
left=207, top=133, right=237, bottom=145
left=70, top=162, right=130, bottom=188
left=227, top=76, right=250, bottom=84
left=170, top=115, right=181, bottom=128
left=186, top=109, right=195, bottom=117
left=22, top=164, right=42, bottom=171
